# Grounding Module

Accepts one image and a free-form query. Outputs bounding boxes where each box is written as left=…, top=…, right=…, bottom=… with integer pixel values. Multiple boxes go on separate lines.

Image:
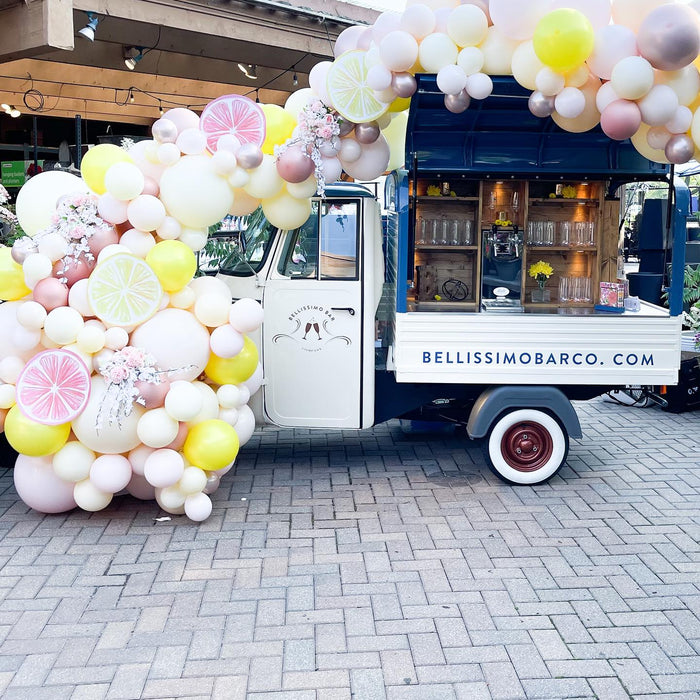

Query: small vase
left=531, top=287, right=551, bottom=303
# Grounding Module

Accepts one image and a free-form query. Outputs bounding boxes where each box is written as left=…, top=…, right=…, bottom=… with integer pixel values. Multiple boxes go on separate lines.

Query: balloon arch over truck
left=1, top=0, right=699, bottom=521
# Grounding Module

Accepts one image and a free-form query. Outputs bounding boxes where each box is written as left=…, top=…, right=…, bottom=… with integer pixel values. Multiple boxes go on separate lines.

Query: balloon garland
left=3, top=0, right=700, bottom=522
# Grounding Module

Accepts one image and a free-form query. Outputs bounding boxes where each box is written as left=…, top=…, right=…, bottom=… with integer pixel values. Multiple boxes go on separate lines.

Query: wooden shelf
left=416, top=245, right=478, bottom=251
left=525, top=246, right=597, bottom=252
left=529, top=198, right=599, bottom=204
left=415, top=196, right=480, bottom=202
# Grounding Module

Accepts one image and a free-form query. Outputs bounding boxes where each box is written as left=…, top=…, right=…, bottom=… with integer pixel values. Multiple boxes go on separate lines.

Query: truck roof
left=406, top=75, right=670, bottom=182
left=322, top=183, right=377, bottom=198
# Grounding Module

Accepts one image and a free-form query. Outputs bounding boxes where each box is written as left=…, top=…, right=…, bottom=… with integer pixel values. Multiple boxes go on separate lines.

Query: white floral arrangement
left=0, top=183, right=18, bottom=229
left=97, top=346, right=164, bottom=428
left=34, top=194, right=112, bottom=282
left=277, top=100, right=340, bottom=196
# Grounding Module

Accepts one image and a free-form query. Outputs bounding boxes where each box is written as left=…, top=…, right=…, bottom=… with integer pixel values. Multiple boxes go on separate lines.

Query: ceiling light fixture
left=129, top=89, right=135, bottom=103
left=237, top=63, right=258, bottom=80
left=124, top=47, right=145, bottom=71
left=159, top=101, right=163, bottom=116
left=78, top=12, right=100, bottom=41
left=293, top=71, right=298, bottom=87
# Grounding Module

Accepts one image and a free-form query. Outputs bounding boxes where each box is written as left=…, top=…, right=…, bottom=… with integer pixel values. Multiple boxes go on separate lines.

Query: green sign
left=1, top=160, right=44, bottom=188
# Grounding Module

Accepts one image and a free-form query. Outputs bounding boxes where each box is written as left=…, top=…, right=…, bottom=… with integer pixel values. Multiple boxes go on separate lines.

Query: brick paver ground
left=0, top=395, right=698, bottom=699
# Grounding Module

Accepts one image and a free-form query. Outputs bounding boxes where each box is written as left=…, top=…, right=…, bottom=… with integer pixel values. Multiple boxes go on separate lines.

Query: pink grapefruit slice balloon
left=16, top=349, right=91, bottom=426
left=199, top=94, right=266, bottom=154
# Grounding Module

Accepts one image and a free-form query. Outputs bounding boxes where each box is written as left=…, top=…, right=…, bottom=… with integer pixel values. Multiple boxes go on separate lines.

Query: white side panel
left=393, top=306, right=682, bottom=385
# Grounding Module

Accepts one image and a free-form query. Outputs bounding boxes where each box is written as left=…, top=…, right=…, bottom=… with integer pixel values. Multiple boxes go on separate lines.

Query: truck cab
left=219, top=76, right=690, bottom=486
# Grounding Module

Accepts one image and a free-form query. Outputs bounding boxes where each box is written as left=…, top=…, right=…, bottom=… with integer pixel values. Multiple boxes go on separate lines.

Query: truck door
left=262, top=199, right=363, bottom=428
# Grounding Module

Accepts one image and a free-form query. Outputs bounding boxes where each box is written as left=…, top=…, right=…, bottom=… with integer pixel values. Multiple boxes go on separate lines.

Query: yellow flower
left=528, top=260, right=554, bottom=279
left=427, top=185, right=441, bottom=197
left=548, top=193, right=556, bottom=199
left=562, top=185, right=577, bottom=199
left=434, top=294, right=442, bottom=301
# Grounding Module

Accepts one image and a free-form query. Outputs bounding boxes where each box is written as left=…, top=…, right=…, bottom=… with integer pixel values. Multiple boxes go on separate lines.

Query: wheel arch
left=466, top=385, right=582, bottom=440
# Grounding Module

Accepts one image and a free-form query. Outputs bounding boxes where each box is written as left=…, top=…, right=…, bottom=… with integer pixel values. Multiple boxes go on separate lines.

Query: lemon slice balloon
left=88, top=253, right=163, bottom=327
left=327, top=50, right=390, bottom=124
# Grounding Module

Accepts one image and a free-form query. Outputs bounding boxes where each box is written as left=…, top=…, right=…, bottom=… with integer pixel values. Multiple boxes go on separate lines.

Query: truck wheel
left=485, top=409, right=568, bottom=485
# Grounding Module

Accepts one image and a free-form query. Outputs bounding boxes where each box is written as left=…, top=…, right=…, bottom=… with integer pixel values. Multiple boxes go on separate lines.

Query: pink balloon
left=637, top=4, right=700, bottom=71
left=97, top=193, right=129, bottom=224
left=601, top=100, right=642, bottom=141
left=13, top=454, right=77, bottom=513
left=334, top=25, right=365, bottom=57
left=237, top=143, right=264, bottom=170
left=134, top=377, right=171, bottom=409
left=165, top=421, right=188, bottom=451
left=162, top=108, right=200, bottom=134
left=142, top=177, right=160, bottom=197
left=126, top=473, right=156, bottom=501
left=276, top=146, right=315, bottom=184
left=320, top=157, right=342, bottom=184
left=144, top=448, right=184, bottom=488
left=341, top=135, right=390, bottom=181
left=587, top=25, right=639, bottom=81
left=210, top=324, right=244, bottom=358
left=54, top=256, right=95, bottom=287
left=87, top=227, right=120, bottom=257
left=32, top=277, right=68, bottom=311
left=90, top=454, right=132, bottom=493
left=549, top=0, right=611, bottom=30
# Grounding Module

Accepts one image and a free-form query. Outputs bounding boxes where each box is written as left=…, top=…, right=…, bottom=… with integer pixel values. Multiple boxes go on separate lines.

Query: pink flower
left=120, top=347, right=145, bottom=368
left=318, top=126, right=333, bottom=140
left=108, top=365, right=129, bottom=384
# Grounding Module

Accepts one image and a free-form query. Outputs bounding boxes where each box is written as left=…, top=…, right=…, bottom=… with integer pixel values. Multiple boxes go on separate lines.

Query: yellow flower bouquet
left=529, top=260, right=553, bottom=290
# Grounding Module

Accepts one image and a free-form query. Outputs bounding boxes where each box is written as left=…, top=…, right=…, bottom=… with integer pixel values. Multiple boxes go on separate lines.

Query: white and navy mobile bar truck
left=220, top=76, right=690, bottom=485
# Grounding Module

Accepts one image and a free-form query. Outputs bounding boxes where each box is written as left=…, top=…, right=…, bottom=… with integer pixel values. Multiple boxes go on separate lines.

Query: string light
left=129, top=88, right=134, bottom=103
left=159, top=100, right=163, bottom=116
left=255, top=90, right=260, bottom=103
left=293, top=71, right=298, bottom=87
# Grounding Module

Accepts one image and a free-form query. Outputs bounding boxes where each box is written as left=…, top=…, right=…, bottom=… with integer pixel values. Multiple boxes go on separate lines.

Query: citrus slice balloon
left=87, top=253, right=163, bottom=327
left=327, top=50, right=390, bottom=123
left=199, top=95, right=266, bottom=154
left=16, top=349, right=91, bottom=426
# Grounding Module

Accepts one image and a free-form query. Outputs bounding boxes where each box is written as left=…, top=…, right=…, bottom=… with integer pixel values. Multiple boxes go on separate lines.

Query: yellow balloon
left=0, top=247, right=31, bottom=301
left=382, top=111, right=408, bottom=172
left=533, top=9, right=594, bottom=74
left=80, top=144, right=133, bottom=195
left=5, top=405, right=70, bottom=456
left=204, top=336, right=258, bottom=385
left=389, top=96, right=411, bottom=113
left=145, top=240, right=197, bottom=293
left=183, top=418, right=240, bottom=471
left=261, top=104, right=297, bottom=156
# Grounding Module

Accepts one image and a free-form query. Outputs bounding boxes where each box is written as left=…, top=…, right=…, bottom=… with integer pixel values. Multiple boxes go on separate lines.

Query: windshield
left=203, top=208, right=276, bottom=277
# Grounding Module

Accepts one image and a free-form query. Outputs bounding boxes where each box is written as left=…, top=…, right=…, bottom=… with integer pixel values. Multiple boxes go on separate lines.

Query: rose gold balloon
left=11, top=237, right=38, bottom=265
left=165, top=421, right=188, bottom=450
left=54, top=256, right=95, bottom=287
left=665, top=134, right=695, bottom=165
left=276, top=146, right=315, bottom=183
left=601, top=100, right=642, bottom=141
left=32, top=277, right=69, bottom=311
left=355, top=122, right=381, bottom=144
left=237, top=143, right=264, bottom=170
left=87, top=227, right=120, bottom=257
left=445, top=91, right=471, bottom=114
left=392, top=72, right=417, bottom=99
left=134, top=377, right=171, bottom=409
left=637, top=5, right=700, bottom=71
left=338, top=119, right=355, bottom=136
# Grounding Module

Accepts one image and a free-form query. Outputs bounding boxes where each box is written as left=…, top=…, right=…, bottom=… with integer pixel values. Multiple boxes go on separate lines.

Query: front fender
left=467, top=385, right=582, bottom=439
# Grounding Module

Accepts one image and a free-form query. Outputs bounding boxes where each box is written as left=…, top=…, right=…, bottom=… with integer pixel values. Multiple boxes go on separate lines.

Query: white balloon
left=555, top=87, right=586, bottom=119
left=638, top=85, right=679, bottom=127
left=401, top=3, right=436, bottom=40
left=120, top=229, right=156, bottom=258
left=309, top=61, right=333, bottom=104
left=490, top=0, right=551, bottom=41
left=186, top=381, right=219, bottom=426
left=536, top=68, right=566, bottom=97
left=229, top=298, right=264, bottom=333
left=22, top=253, right=53, bottom=290
left=437, top=65, right=468, bottom=95
left=596, top=82, right=620, bottom=113
left=587, top=25, right=638, bottom=81
left=144, top=449, right=185, bottom=488
left=217, top=384, right=241, bottom=409
left=465, top=73, right=493, bottom=101
left=210, top=324, right=245, bottom=358
left=666, top=106, right=693, bottom=134
left=184, top=492, right=212, bottom=522
left=127, top=195, right=166, bottom=232
left=176, top=128, right=208, bottom=156
left=235, top=404, right=256, bottom=446
left=0, top=383, right=16, bottom=408
left=37, top=232, right=69, bottom=263
left=16, top=301, right=47, bottom=331
left=550, top=0, right=612, bottom=31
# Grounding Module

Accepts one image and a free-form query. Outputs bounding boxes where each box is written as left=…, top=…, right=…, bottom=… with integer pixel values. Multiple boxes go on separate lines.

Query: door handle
left=331, top=307, right=355, bottom=316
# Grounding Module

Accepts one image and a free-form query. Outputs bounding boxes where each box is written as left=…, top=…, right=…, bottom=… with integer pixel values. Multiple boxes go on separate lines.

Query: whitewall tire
left=486, top=409, right=568, bottom=485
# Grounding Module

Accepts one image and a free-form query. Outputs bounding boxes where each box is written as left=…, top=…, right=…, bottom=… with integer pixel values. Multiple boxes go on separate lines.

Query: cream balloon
left=15, top=172, right=89, bottom=237
left=104, top=162, right=145, bottom=201
left=511, top=41, right=546, bottom=91
left=480, top=27, right=519, bottom=76
left=186, top=381, right=219, bottom=427
left=159, top=155, right=234, bottom=229
left=657, top=66, right=700, bottom=107
left=164, top=380, right=204, bottom=422
left=243, top=155, right=285, bottom=200
left=610, top=56, right=655, bottom=101
left=262, top=191, right=312, bottom=231
left=284, top=88, right=316, bottom=119
left=72, top=376, right=145, bottom=452
left=447, top=4, right=488, bottom=47
left=137, top=408, right=179, bottom=449
left=419, top=33, right=459, bottom=73
left=611, top=0, right=672, bottom=33
left=52, top=441, right=95, bottom=483
left=550, top=0, right=611, bottom=31
left=74, top=479, right=112, bottom=512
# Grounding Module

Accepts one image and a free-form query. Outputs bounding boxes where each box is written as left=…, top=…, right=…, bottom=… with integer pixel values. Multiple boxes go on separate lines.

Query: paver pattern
left=0, top=396, right=698, bottom=699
